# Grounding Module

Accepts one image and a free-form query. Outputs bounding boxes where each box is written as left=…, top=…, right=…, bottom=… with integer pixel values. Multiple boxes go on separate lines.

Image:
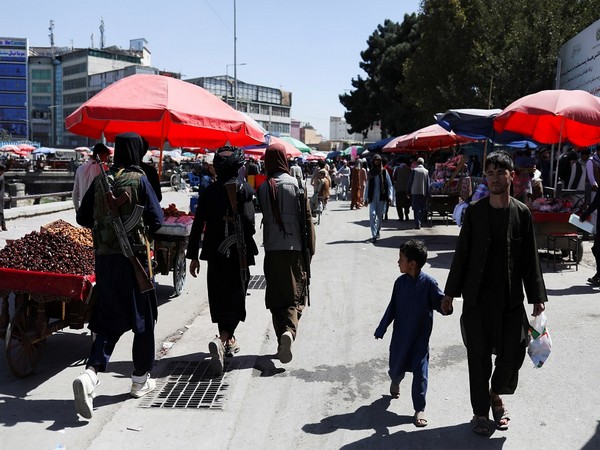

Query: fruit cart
left=154, top=213, right=193, bottom=297
left=0, top=269, right=95, bottom=377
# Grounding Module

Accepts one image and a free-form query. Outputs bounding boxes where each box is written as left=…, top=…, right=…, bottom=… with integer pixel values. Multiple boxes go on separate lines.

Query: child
left=374, top=239, right=450, bottom=428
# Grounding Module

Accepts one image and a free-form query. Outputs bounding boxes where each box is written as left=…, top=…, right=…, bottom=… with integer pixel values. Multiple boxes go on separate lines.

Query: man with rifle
left=257, top=143, right=315, bottom=365
left=73, top=132, right=164, bottom=420
left=187, top=146, right=258, bottom=375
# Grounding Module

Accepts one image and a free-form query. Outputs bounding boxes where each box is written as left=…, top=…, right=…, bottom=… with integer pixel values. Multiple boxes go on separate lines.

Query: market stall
left=427, top=154, right=472, bottom=225
left=0, top=220, right=96, bottom=377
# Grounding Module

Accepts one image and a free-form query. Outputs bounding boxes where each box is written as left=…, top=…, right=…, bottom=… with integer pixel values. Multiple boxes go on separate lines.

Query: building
left=186, top=75, right=292, bottom=137
left=0, top=37, right=28, bottom=141
left=329, top=116, right=382, bottom=148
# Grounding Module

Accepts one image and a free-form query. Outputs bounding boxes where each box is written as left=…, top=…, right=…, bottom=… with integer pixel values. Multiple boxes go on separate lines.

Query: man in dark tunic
left=72, top=132, right=164, bottom=420
left=187, top=146, right=258, bottom=375
left=442, top=150, right=547, bottom=436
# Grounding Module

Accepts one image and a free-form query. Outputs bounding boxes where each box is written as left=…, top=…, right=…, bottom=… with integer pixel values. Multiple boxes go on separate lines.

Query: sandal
left=414, top=411, right=427, bottom=427
left=389, top=381, right=400, bottom=399
left=471, top=415, right=491, bottom=436
left=491, top=396, right=510, bottom=430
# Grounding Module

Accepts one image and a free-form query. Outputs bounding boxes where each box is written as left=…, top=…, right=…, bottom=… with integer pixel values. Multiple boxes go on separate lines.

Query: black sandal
left=471, top=415, right=491, bottom=436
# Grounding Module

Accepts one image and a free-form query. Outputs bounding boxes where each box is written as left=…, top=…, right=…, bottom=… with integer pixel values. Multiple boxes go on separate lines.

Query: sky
left=4, top=0, right=421, bottom=140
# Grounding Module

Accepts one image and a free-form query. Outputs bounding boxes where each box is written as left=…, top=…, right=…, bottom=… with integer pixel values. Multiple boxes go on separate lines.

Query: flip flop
left=414, top=411, right=427, bottom=427
left=491, top=398, right=510, bottom=430
left=471, top=415, right=491, bottom=436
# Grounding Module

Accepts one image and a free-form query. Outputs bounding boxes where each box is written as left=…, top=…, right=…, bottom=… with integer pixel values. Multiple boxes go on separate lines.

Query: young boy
left=374, top=239, right=450, bottom=428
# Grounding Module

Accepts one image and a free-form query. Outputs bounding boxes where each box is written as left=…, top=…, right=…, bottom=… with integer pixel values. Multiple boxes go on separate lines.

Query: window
left=0, top=93, right=26, bottom=106
left=31, top=69, right=52, bottom=80
left=0, top=108, right=27, bottom=120
left=260, top=105, right=270, bottom=115
left=0, top=78, right=26, bottom=91
left=64, top=92, right=88, bottom=104
left=0, top=63, right=26, bottom=77
left=63, top=78, right=87, bottom=90
left=31, top=83, right=52, bottom=94
left=63, top=63, right=87, bottom=76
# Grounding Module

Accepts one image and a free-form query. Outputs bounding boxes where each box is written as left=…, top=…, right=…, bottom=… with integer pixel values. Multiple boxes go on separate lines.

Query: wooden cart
left=532, top=212, right=584, bottom=263
left=153, top=215, right=193, bottom=297
left=0, top=268, right=95, bottom=377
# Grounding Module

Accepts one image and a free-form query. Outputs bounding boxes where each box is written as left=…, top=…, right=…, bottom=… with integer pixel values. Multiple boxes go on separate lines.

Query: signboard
left=558, top=18, right=600, bottom=95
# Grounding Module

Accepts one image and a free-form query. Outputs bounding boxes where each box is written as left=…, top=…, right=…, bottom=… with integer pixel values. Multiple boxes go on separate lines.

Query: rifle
left=297, top=185, right=311, bottom=306
left=218, top=180, right=249, bottom=291
left=95, top=156, right=155, bottom=293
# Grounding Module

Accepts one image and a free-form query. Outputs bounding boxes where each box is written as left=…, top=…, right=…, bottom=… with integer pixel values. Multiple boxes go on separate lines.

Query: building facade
left=329, top=116, right=382, bottom=147
left=187, top=75, right=292, bottom=137
left=0, top=37, right=28, bottom=141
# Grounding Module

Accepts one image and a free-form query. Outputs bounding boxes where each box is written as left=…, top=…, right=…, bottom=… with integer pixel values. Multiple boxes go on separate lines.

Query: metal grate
left=248, top=274, right=266, bottom=290
left=138, top=360, right=238, bottom=410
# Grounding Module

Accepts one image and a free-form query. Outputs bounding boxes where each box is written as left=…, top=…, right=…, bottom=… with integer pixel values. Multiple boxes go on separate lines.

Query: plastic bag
left=527, top=312, right=552, bottom=368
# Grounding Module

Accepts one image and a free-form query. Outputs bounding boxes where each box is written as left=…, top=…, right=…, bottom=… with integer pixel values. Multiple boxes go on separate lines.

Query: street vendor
left=72, top=132, right=164, bottom=420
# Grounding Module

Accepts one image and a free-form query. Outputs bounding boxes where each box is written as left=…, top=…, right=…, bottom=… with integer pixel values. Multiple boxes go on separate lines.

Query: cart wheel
left=575, top=241, right=584, bottom=263
left=173, top=242, right=187, bottom=297
left=5, top=301, right=47, bottom=377
left=170, top=173, right=181, bottom=191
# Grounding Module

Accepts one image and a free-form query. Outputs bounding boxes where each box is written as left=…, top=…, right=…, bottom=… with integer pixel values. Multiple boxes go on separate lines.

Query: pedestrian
left=289, top=158, right=304, bottom=188
left=407, top=157, right=430, bottom=229
left=257, top=143, right=315, bottom=364
left=442, top=150, right=547, bottom=436
left=393, top=158, right=411, bottom=221
left=579, top=191, right=600, bottom=285
left=0, top=164, right=6, bottom=231
left=72, top=132, right=164, bottom=420
left=187, top=146, right=259, bottom=374
left=350, top=159, right=367, bottom=210
left=71, top=143, right=110, bottom=211
left=375, top=239, right=448, bottom=428
left=335, top=159, right=351, bottom=200
left=364, top=154, right=392, bottom=243
left=139, top=137, right=163, bottom=202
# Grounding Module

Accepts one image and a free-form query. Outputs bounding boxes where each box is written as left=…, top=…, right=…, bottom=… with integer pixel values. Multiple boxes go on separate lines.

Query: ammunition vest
left=92, top=168, right=148, bottom=255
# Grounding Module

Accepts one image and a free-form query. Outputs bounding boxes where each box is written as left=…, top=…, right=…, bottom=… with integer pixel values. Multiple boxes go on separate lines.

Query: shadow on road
left=303, top=395, right=508, bottom=449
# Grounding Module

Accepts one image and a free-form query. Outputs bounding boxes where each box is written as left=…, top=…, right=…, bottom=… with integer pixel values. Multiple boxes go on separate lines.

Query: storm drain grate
left=138, top=360, right=238, bottom=410
left=248, top=274, right=266, bottom=290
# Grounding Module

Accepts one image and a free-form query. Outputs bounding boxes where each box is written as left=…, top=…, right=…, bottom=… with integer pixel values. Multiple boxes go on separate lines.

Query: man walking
left=73, top=132, right=164, bottom=420
left=442, top=150, right=547, bottom=436
left=72, top=143, right=110, bottom=211
left=407, top=158, right=430, bottom=229
left=257, top=143, right=315, bottom=364
left=364, top=154, right=392, bottom=243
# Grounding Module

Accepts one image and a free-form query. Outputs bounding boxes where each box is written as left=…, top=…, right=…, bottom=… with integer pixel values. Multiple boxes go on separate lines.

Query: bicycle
left=170, top=167, right=189, bottom=191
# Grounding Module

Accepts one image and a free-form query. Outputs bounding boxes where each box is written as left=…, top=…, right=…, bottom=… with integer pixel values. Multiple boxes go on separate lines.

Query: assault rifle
left=218, top=180, right=249, bottom=290
left=297, top=185, right=312, bottom=306
left=95, top=156, right=154, bottom=293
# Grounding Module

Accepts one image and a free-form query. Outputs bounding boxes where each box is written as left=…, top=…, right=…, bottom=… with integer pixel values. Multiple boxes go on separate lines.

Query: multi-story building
left=186, top=75, right=292, bottom=137
left=0, top=37, right=28, bottom=141
left=329, top=116, right=382, bottom=148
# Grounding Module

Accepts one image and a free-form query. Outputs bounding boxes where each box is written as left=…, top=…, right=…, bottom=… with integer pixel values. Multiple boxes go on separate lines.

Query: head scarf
left=370, top=154, right=383, bottom=176
left=213, top=145, right=245, bottom=182
left=264, top=143, right=291, bottom=234
left=113, top=132, right=143, bottom=168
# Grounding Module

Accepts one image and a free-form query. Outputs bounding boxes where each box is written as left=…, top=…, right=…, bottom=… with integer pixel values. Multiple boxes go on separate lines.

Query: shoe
left=1, top=224, right=6, bottom=231
left=414, top=411, right=428, bottom=428
left=130, top=372, right=156, bottom=398
left=208, top=337, right=225, bottom=375
left=491, top=396, right=510, bottom=430
left=587, top=276, right=600, bottom=285
left=225, top=337, right=240, bottom=358
left=471, top=415, right=491, bottom=436
left=277, top=331, right=293, bottom=364
left=73, top=368, right=99, bottom=419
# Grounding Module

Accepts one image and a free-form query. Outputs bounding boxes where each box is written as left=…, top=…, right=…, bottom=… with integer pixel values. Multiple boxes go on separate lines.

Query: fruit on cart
left=0, top=231, right=95, bottom=275
left=162, top=203, right=188, bottom=217
left=42, top=219, right=93, bottom=248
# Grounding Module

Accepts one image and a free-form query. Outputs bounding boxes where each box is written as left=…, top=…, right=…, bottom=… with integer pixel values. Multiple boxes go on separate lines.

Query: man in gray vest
left=407, top=158, right=430, bottom=229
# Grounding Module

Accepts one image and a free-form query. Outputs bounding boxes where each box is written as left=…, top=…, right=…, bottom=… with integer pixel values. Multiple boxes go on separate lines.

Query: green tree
left=340, top=15, right=421, bottom=137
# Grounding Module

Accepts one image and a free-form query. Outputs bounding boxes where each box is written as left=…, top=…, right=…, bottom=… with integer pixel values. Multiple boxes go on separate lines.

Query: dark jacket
left=444, top=197, right=547, bottom=307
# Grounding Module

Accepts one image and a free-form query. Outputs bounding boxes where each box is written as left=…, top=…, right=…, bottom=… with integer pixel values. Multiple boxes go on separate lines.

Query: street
left=0, top=188, right=599, bottom=449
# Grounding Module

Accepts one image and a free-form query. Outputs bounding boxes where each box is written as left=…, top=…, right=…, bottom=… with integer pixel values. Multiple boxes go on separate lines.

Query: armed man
left=257, top=143, right=315, bottom=365
left=187, top=146, right=259, bottom=375
left=72, top=132, right=164, bottom=420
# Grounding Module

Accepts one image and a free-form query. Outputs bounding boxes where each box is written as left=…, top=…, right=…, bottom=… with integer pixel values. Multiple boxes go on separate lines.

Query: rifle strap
left=145, top=237, right=153, bottom=279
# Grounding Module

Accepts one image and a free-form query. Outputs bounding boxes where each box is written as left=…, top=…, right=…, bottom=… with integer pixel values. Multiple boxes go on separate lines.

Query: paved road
left=1, top=189, right=599, bottom=449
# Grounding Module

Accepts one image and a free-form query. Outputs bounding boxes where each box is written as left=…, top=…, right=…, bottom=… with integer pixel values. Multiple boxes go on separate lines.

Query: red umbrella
left=493, top=89, right=600, bottom=147
left=243, top=136, right=302, bottom=159
left=382, top=124, right=476, bottom=153
left=65, top=74, right=266, bottom=152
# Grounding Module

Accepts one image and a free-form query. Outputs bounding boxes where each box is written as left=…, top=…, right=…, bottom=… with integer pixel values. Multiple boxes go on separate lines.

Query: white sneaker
left=277, top=331, right=293, bottom=364
left=208, top=337, right=225, bottom=375
left=130, top=372, right=156, bottom=398
left=73, top=368, right=99, bottom=419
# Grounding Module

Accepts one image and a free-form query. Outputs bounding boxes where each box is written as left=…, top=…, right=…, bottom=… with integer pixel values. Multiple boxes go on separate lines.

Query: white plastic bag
left=527, top=312, right=552, bottom=368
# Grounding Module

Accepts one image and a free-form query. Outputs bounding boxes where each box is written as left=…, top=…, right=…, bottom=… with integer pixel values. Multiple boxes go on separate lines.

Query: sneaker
left=73, top=368, right=99, bottom=419
left=208, top=337, right=225, bottom=375
left=130, top=372, right=156, bottom=398
left=277, top=331, right=293, bottom=364
left=225, top=337, right=240, bottom=358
